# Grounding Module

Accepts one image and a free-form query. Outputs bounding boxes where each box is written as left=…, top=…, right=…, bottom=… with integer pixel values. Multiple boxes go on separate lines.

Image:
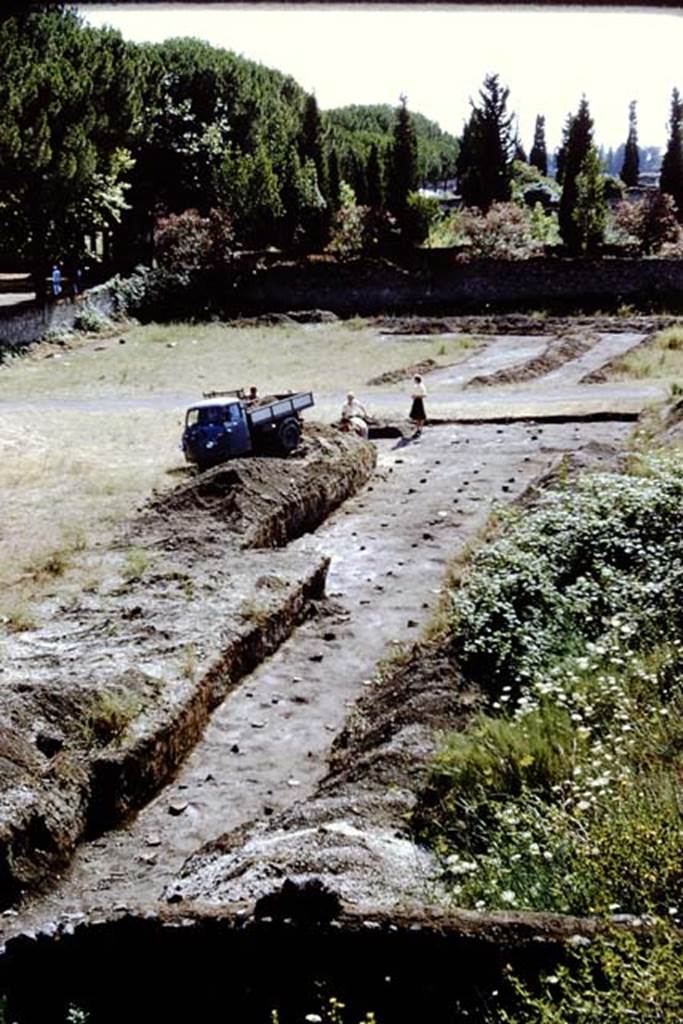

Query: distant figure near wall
left=51, top=265, right=62, bottom=298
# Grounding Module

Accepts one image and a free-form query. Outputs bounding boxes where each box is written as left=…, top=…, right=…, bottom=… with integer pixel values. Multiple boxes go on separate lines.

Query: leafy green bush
left=72, top=304, right=112, bottom=334
left=416, top=454, right=683, bottom=916
left=450, top=454, right=683, bottom=693
left=496, top=922, right=683, bottom=1024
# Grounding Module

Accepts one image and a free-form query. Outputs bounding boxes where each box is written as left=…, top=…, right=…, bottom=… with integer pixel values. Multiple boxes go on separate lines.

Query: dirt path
left=418, top=335, right=550, bottom=388
left=4, top=416, right=632, bottom=938
left=539, top=332, right=647, bottom=386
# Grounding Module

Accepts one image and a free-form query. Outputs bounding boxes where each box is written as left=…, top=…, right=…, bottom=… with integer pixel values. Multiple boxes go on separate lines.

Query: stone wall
left=1, top=257, right=682, bottom=352
left=233, top=255, right=683, bottom=317
left=0, top=283, right=116, bottom=355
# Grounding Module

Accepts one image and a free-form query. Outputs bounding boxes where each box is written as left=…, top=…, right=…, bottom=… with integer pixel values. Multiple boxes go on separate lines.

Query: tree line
left=0, top=7, right=456, bottom=285
left=1, top=7, right=682, bottom=289
left=455, top=74, right=683, bottom=255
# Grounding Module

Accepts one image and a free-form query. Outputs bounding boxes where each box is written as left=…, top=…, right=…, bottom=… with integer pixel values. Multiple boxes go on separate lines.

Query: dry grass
left=606, top=326, right=683, bottom=386
left=0, top=320, right=473, bottom=611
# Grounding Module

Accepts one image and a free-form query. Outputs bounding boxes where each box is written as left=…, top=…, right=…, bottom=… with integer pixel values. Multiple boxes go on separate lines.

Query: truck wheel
left=277, top=416, right=301, bottom=453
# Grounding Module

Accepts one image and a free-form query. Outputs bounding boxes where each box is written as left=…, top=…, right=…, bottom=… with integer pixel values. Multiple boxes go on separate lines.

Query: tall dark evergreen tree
left=529, top=114, right=548, bottom=176
left=327, top=148, right=341, bottom=213
left=557, top=97, right=595, bottom=252
left=386, top=94, right=418, bottom=215
left=299, top=94, right=327, bottom=191
left=620, top=100, right=640, bottom=187
left=456, top=74, right=514, bottom=210
left=366, top=142, right=384, bottom=209
left=514, top=137, right=527, bottom=163
left=660, top=87, right=683, bottom=221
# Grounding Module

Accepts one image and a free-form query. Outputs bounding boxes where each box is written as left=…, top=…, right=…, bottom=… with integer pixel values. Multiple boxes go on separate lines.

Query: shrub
left=416, top=454, right=683, bottom=917
left=402, top=190, right=441, bottom=246
left=457, top=203, right=543, bottom=260
left=154, top=207, right=234, bottom=273
left=72, top=304, right=112, bottom=334
left=614, top=191, right=681, bottom=254
left=497, top=922, right=683, bottom=1024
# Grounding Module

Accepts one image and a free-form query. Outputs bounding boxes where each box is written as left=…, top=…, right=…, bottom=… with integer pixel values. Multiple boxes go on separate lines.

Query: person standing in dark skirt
left=409, top=374, right=427, bottom=437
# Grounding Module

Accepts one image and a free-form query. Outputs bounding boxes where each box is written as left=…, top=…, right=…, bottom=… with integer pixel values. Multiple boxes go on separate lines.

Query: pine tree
left=529, top=115, right=548, bottom=176
left=558, top=97, right=595, bottom=252
left=456, top=74, right=515, bottom=210
left=386, top=94, right=418, bottom=215
left=620, top=101, right=640, bottom=187
left=0, top=8, right=143, bottom=286
left=660, top=88, right=683, bottom=222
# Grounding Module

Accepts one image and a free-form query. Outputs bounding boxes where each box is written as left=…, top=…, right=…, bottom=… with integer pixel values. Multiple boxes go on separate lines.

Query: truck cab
left=182, top=399, right=252, bottom=470
left=182, top=390, right=315, bottom=471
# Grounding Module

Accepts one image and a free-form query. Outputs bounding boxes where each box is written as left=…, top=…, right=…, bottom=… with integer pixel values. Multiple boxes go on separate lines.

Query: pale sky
left=79, top=4, right=682, bottom=153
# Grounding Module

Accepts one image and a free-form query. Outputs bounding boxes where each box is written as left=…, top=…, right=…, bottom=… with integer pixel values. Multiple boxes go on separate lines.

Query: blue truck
left=182, top=390, right=315, bottom=471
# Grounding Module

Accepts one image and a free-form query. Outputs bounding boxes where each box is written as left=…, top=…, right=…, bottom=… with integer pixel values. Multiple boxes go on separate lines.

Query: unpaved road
left=5, top=418, right=631, bottom=936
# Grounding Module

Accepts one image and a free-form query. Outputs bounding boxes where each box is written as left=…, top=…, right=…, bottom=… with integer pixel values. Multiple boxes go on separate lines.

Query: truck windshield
left=186, top=404, right=240, bottom=427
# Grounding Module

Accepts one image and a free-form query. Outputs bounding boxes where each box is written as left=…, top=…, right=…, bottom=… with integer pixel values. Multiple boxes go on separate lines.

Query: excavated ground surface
left=0, top=427, right=374, bottom=904
left=2, top=418, right=630, bottom=943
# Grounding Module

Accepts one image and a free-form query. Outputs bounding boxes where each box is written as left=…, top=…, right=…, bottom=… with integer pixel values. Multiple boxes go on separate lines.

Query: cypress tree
left=660, top=87, right=683, bottom=221
left=514, top=137, right=528, bottom=163
left=366, top=142, right=384, bottom=209
left=327, top=148, right=341, bottom=213
left=386, top=94, right=418, bottom=215
left=620, top=100, right=640, bottom=187
left=299, top=94, right=327, bottom=191
left=529, top=114, right=548, bottom=176
left=456, top=74, right=514, bottom=210
left=558, top=97, right=595, bottom=252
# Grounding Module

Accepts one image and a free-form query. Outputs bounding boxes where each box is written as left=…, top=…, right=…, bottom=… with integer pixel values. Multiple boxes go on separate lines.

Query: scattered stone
left=407, top=620, right=418, bottom=628
left=309, top=653, right=324, bottom=662
left=145, top=834, right=162, bottom=847
left=287, top=778, right=301, bottom=787
left=322, top=632, right=336, bottom=642
left=251, top=720, right=267, bottom=729
left=231, top=744, right=240, bottom=753
left=139, top=852, right=157, bottom=866
left=168, top=801, right=188, bottom=816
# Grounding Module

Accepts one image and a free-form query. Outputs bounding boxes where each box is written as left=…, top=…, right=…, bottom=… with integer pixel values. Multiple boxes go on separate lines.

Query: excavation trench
left=1, top=418, right=636, bottom=990
left=0, top=428, right=375, bottom=905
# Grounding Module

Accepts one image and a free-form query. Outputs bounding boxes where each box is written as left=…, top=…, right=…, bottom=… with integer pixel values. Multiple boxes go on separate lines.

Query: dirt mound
left=465, top=334, right=594, bottom=388
left=376, top=313, right=681, bottom=338
left=658, top=398, right=683, bottom=445
left=144, top=425, right=375, bottom=549
left=366, top=357, right=437, bottom=385
left=285, top=309, right=338, bottom=324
